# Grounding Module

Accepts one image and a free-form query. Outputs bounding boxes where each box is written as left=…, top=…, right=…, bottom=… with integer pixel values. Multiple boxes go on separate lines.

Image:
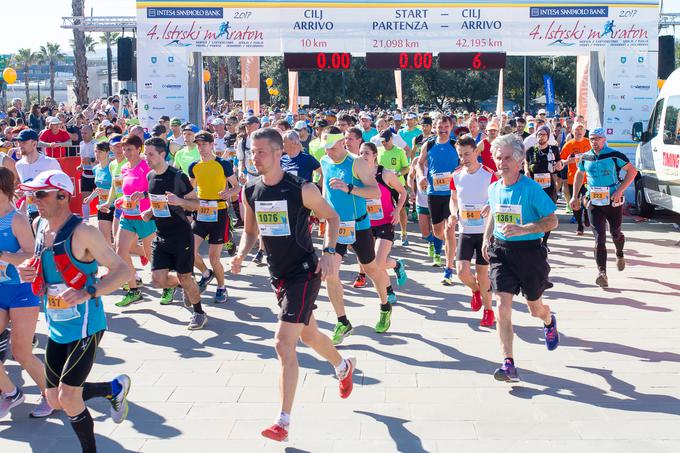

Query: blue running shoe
left=215, top=287, right=228, bottom=304
left=441, top=267, right=454, bottom=286
left=494, top=361, right=520, bottom=383
left=394, top=259, right=408, bottom=286
left=544, top=314, right=559, bottom=351
left=387, top=292, right=397, bottom=305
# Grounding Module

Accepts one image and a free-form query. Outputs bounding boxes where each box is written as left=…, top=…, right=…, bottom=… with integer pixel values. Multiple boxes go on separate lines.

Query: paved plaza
left=2, top=207, right=680, bottom=453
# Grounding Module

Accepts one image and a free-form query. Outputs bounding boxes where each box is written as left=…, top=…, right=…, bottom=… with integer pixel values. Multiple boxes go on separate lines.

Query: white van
left=632, top=67, right=680, bottom=217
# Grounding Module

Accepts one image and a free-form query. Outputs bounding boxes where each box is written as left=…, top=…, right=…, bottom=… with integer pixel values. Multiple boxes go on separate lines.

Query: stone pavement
left=2, top=208, right=680, bottom=453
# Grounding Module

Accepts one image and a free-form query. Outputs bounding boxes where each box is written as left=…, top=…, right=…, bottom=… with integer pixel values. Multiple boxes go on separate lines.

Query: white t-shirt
left=16, top=153, right=62, bottom=214
left=168, top=134, right=185, bottom=147
left=79, top=139, right=97, bottom=178
left=236, top=136, right=258, bottom=181
left=370, top=133, right=408, bottom=150
left=451, top=165, right=497, bottom=234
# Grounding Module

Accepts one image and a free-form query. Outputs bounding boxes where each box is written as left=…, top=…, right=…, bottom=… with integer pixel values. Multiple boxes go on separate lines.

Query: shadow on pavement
left=355, top=410, right=427, bottom=453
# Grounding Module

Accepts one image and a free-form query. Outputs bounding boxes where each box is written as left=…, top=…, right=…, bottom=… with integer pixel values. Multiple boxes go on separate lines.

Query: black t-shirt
left=526, top=144, right=562, bottom=177
left=147, top=166, right=194, bottom=236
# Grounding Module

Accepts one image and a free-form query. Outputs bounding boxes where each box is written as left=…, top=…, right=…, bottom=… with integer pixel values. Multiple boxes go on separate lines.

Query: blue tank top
left=321, top=153, right=370, bottom=231
left=36, top=218, right=106, bottom=344
left=0, top=209, right=21, bottom=285
left=94, top=162, right=112, bottom=190
left=426, top=140, right=460, bottom=196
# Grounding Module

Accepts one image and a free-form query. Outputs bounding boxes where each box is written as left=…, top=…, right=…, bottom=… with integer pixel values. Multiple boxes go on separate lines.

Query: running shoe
left=432, top=254, right=442, bottom=267
left=428, top=242, right=435, bottom=258
left=566, top=206, right=573, bottom=214
left=569, top=215, right=577, bottom=224
left=480, top=309, right=495, bottom=327
left=470, top=290, right=482, bottom=312
left=616, top=256, right=626, bottom=271
left=159, top=287, right=176, bottom=305
left=0, top=329, right=9, bottom=364
left=0, top=387, right=24, bottom=418
left=387, top=291, right=397, bottom=305
left=400, top=238, right=409, bottom=247
left=494, top=361, right=520, bottom=383
left=352, top=274, right=367, bottom=288
left=110, top=375, right=131, bottom=424
left=338, top=356, right=357, bottom=399
left=29, top=394, right=53, bottom=418
left=595, top=271, right=608, bottom=288
left=188, top=312, right=208, bottom=330
left=115, top=289, right=143, bottom=307
left=375, top=308, right=392, bottom=333
left=261, top=423, right=288, bottom=442
left=253, top=249, right=265, bottom=266
left=215, top=287, right=228, bottom=304
left=393, top=259, right=408, bottom=286
left=197, top=269, right=215, bottom=293
left=441, top=268, right=454, bottom=286
left=331, top=322, right=353, bottom=345
left=224, top=240, right=237, bottom=256
left=544, top=314, right=560, bottom=351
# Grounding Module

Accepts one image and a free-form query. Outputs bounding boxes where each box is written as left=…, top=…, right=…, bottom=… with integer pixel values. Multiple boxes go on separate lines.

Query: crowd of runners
left=0, top=97, right=638, bottom=449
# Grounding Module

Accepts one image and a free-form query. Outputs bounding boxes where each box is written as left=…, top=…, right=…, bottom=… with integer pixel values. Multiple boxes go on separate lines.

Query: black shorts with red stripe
left=271, top=269, right=321, bottom=325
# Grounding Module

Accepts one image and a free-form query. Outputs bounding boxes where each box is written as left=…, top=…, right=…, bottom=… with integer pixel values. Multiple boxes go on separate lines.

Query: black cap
left=160, top=115, right=170, bottom=122
left=66, top=125, right=80, bottom=134
left=421, top=117, right=433, bottom=126
left=314, top=119, right=328, bottom=129
left=152, top=124, right=167, bottom=136
left=379, top=129, right=393, bottom=142
left=245, top=116, right=261, bottom=125
left=194, top=130, right=214, bottom=143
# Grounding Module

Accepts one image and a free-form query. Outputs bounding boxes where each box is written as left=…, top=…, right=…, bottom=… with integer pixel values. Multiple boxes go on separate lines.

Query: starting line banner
left=136, top=0, right=660, bottom=129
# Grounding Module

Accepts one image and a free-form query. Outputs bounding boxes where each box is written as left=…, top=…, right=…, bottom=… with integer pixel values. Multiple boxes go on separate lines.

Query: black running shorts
left=487, top=239, right=553, bottom=301
left=192, top=208, right=228, bottom=245
left=45, top=331, right=104, bottom=388
left=152, top=230, right=194, bottom=274
left=427, top=194, right=451, bottom=225
left=456, top=233, right=488, bottom=266
left=371, top=223, right=395, bottom=242
left=271, top=270, right=321, bottom=325
left=336, top=228, right=376, bottom=264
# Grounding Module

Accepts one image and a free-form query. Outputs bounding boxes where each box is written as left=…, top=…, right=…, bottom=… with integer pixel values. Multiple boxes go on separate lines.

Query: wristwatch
left=85, top=285, right=98, bottom=299
left=322, top=247, right=336, bottom=255
left=346, top=184, right=354, bottom=194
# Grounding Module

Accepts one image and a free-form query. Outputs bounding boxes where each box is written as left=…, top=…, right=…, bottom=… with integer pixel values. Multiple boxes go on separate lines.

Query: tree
left=39, top=43, right=65, bottom=100
left=12, top=48, right=38, bottom=106
left=70, top=34, right=97, bottom=54
left=99, top=32, right=121, bottom=97
left=71, top=0, right=89, bottom=105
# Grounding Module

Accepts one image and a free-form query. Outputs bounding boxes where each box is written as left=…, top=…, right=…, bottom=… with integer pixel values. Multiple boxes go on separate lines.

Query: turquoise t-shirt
left=361, top=128, right=378, bottom=143
left=399, top=127, right=421, bottom=150
left=488, top=175, right=556, bottom=242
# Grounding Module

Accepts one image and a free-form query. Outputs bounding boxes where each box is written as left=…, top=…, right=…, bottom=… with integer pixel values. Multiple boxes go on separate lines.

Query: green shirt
left=174, top=144, right=200, bottom=176
left=309, top=138, right=326, bottom=183
left=108, top=158, right=128, bottom=200
left=378, top=145, right=409, bottom=184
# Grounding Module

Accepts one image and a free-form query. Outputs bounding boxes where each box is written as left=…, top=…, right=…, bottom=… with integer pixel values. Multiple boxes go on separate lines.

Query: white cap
left=18, top=170, right=74, bottom=195
left=359, top=112, right=372, bottom=120
left=293, top=120, right=307, bottom=130
left=101, top=120, right=113, bottom=127
left=572, top=122, right=585, bottom=131
left=48, top=117, right=61, bottom=125
left=210, top=117, right=225, bottom=126
left=538, top=108, right=547, bottom=115
left=405, top=112, right=418, bottom=120
left=393, top=114, right=403, bottom=121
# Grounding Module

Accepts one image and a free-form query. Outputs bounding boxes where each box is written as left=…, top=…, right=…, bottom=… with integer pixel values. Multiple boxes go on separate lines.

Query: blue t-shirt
left=576, top=146, right=629, bottom=197
left=426, top=140, right=460, bottom=196
left=488, top=175, right=556, bottom=242
left=281, top=152, right=321, bottom=183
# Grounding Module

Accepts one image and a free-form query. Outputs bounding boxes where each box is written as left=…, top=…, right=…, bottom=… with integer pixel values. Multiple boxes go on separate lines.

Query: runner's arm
left=385, top=170, right=407, bottom=213
left=302, top=183, right=339, bottom=248
left=76, top=224, right=133, bottom=295
left=234, top=187, right=259, bottom=259
left=350, top=157, right=381, bottom=199
left=3, top=212, right=34, bottom=266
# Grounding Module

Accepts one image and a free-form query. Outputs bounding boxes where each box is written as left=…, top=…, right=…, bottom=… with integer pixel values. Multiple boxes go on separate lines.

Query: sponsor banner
left=288, top=70, right=299, bottom=114
left=576, top=55, right=590, bottom=122
left=543, top=74, right=555, bottom=116
left=241, top=56, right=260, bottom=114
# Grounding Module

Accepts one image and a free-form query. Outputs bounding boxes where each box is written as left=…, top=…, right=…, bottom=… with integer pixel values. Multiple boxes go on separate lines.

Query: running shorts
left=271, top=270, right=321, bottom=325
left=45, top=330, right=104, bottom=388
left=120, top=217, right=157, bottom=239
left=97, top=208, right=114, bottom=222
left=427, top=194, right=451, bottom=225
left=416, top=206, right=430, bottom=216
left=371, top=223, right=395, bottom=242
left=456, top=233, right=488, bottom=266
left=80, top=177, right=96, bottom=193
left=487, top=239, right=553, bottom=301
left=336, top=228, right=376, bottom=265
left=0, top=283, right=40, bottom=311
left=192, top=208, right=228, bottom=245
left=152, top=231, right=194, bottom=274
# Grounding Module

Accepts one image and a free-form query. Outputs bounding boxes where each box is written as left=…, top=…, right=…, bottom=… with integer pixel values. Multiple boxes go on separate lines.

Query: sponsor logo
left=529, top=6, right=608, bottom=18
left=151, top=56, right=158, bottom=64
left=620, top=56, right=627, bottom=64
left=606, top=128, right=613, bottom=135
left=168, top=56, right=174, bottom=63
left=162, top=84, right=182, bottom=89
left=144, top=82, right=153, bottom=89
left=612, top=82, right=621, bottom=89
left=143, top=104, right=150, bottom=110
left=630, top=84, right=651, bottom=90
left=147, top=8, right=223, bottom=19
left=637, top=56, right=644, bottom=64
left=618, top=107, right=633, bottom=111
left=165, top=95, right=185, bottom=100
left=610, top=105, right=616, bottom=111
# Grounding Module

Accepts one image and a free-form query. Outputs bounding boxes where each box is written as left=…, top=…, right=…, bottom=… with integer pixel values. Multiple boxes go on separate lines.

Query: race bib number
left=226, top=148, right=237, bottom=159
left=534, top=172, right=551, bottom=189
left=197, top=200, right=218, bottom=222
left=46, top=284, right=81, bottom=322
left=0, top=260, right=11, bottom=283
left=460, top=203, right=484, bottom=228
left=246, top=158, right=258, bottom=174
left=96, top=188, right=108, bottom=204
left=494, top=204, right=522, bottom=225
left=113, top=174, right=123, bottom=195
left=590, top=186, right=610, bottom=206
left=150, top=193, right=171, bottom=218
left=255, top=200, right=291, bottom=237
left=432, top=172, right=452, bottom=192
left=366, top=198, right=384, bottom=221
left=121, top=195, right=140, bottom=217
left=338, top=220, right=356, bottom=245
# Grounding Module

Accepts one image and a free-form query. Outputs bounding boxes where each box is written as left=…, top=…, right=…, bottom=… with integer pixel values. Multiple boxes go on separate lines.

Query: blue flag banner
left=543, top=74, right=555, bottom=116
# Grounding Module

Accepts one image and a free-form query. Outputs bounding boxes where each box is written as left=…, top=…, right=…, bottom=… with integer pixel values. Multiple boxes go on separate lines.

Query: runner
left=99, top=134, right=126, bottom=242
left=78, top=125, right=97, bottom=221
left=377, top=129, right=410, bottom=246
left=188, top=131, right=239, bottom=302
left=359, top=142, right=408, bottom=304
left=0, top=168, right=53, bottom=419
left=570, top=128, right=638, bottom=288
left=449, top=136, right=496, bottom=327
left=481, top=134, right=560, bottom=382
left=398, top=112, right=420, bottom=160
left=230, top=127, right=355, bottom=442
left=17, top=169, right=132, bottom=453
left=173, top=125, right=200, bottom=176
left=344, top=127, right=363, bottom=156
left=320, top=126, right=393, bottom=344
left=281, top=130, right=321, bottom=183
left=416, top=115, right=459, bottom=285
left=476, top=119, right=499, bottom=171
left=409, top=154, right=443, bottom=266
left=560, top=122, right=591, bottom=234
left=359, top=113, right=378, bottom=142
left=85, top=142, right=114, bottom=245
left=524, top=125, right=564, bottom=249
left=141, top=138, right=207, bottom=328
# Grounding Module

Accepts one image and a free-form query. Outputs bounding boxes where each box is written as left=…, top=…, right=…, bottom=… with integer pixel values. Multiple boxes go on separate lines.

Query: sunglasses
left=29, top=189, right=60, bottom=199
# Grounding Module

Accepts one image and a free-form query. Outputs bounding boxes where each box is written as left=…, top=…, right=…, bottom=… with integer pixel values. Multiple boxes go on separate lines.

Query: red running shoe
left=338, top=357, right=357, bottom=399
left=471, top=290, right=482, bottom=312
left=139, top=256, right=149, bottom=266
left=480, top=309, right=495, bottom=327
left=352, top=274, right=367, bottom=288
left=261, top=423, right=288, bottom=442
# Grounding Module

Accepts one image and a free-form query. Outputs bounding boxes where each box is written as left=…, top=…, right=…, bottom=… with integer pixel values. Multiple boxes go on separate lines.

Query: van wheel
left=635, top=179, right=655, bottom=218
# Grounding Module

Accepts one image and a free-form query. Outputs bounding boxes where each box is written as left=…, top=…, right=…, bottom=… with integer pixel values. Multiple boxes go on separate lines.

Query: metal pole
left=106, top=32, right=113, bottom=97
left=37, top=78, right=41, bottom=104
left=523, top=56, right=529, bottom=113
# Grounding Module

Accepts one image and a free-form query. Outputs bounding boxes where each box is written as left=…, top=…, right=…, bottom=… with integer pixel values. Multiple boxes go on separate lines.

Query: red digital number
left=316, top=53, right=327, bottom=69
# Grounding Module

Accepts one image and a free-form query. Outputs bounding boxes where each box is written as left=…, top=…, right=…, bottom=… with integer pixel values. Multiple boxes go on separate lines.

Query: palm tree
left=99, top=32, right=120, bottom=97
left=12, top=48, right=38, bottom=106
left=71, top=0, right=89, bottom=105
left=70, top=34, right=97, bottom=54
left=39, top=43, right=65, bottom=100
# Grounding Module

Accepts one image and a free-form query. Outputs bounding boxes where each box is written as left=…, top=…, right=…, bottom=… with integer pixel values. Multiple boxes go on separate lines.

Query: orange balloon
left=3, top=67, right=17, bottom=85
left=203, top=69, right=211, bottom=82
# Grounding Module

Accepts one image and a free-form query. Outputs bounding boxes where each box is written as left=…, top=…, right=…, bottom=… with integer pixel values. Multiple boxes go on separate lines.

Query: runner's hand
left=141, top=209, right=153, bottom=222
left=391, top=210, right=400, bottom=225
left=569, top=197, right=580, bottom=211
left=499, top=223, right=526, bottom=238
left=59, top=287, right=90, bottom=307
left=17, top=258, right=37, bottom=283
left=165, top=192, right=182, bottom=206
left=612, top=189, right=624, bottom=205
left=418, top=177, right=428, bottom=191
left=481, top=205, right=490, bottom=218
left=130, top=191, right=145, bottom=202
left=482, top=239, right=491, bottom=263
left=315, top=253, right=338, bottom=281
left=446, top=214, right=458, bottom=230
left=218, top=189, right=230, bottom=200
left=230, top=254, right=244, bottom=274
left=329, top=178, right=349, bottom=192
left=97, top=204, right=110, bottom=214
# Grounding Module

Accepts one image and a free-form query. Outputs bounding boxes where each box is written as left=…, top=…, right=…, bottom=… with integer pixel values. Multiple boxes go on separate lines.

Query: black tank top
left=245, top=172, right=317, bottom=279
left=376, top=165, right=398, bottom=206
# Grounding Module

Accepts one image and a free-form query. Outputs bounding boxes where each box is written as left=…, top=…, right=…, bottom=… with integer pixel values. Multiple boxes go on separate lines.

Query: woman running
left=86, top=142, right=114, bottom=245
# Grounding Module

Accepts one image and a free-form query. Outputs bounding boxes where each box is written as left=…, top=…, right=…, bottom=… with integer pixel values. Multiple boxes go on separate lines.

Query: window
left=649, top=98, right=665, bottom=137
left=663, top=96, right=680, bottom=146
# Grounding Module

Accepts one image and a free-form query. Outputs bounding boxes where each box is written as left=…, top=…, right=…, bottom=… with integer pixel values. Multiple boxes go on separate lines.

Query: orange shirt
left=561, top=138, right=591, bottom=184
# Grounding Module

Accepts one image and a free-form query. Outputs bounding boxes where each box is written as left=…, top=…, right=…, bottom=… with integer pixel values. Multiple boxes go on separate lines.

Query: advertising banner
left=240, top=56, right=260, bottom=114
left=576, top=55, right=590, bottom=122
left=543, top=74, right=556, bottom=116
left=288, top=70, right=299, bottom=114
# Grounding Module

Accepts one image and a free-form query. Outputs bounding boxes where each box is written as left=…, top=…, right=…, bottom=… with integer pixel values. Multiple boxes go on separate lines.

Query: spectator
left=28, top=104, right=45, bottom=133
left=38, top=117, right=71, bottom=159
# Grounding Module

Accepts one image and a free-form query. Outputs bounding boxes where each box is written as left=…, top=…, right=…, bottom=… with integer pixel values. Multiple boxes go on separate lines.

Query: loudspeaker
left=117, top=37, right=136, bottom=82
left=658, top=35, right=676, bottom=80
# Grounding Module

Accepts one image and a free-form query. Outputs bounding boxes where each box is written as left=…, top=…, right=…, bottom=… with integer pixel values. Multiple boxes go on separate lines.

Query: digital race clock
left=438, top=52, right=506, bottom=70
left=283, top=53, right=353, bottom=71
left=365, top=52, right=434, bottom=70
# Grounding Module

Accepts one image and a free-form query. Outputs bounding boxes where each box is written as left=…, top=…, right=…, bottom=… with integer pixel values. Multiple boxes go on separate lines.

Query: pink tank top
left=369, top=166, right=396, bottom=227
left=120, top=159, right=151, bottom=217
